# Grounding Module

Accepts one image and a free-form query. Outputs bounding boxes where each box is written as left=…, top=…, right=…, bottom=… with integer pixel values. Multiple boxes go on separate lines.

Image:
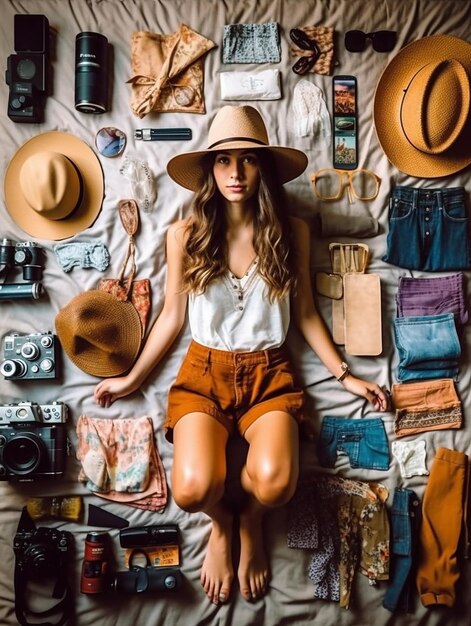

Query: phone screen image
left=334, top=116, right=357, bottom=168
left=333, top=77, right=357, bottom=115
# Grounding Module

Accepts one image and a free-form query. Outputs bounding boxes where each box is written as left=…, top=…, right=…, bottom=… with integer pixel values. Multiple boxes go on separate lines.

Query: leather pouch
left=344, top=272, right=382, bottom=356
left=329, top=243, right=369, bottom=344
left=315, top=271, right=343, bottom=299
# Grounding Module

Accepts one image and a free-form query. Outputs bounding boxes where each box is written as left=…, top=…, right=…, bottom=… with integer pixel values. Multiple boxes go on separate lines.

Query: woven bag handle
left=116, top=199, right=140, bottom=300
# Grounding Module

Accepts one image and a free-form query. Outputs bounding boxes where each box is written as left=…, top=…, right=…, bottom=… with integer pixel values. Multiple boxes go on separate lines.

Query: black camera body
left=0, top=238, right=44, bottom=301
left=1, top=332, right=60, bottom=380
left=5, top=14, right=50, bottom=123
left=0, top=401, right=68, bottom=481
left=14, top=525, right=72, bottom=578
left=113, top=566, right=183, bottom=594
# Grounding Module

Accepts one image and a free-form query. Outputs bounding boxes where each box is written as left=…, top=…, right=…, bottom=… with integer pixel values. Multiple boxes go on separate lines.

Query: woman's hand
left=341, top=375, right=389, bottom=412
left=94, top=375, right=138, bottom=408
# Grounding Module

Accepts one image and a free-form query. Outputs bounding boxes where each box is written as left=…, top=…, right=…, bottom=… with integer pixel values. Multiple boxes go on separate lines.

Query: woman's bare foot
left=201, top=515, right=234, bottom=604
left=237, top=506, right=269, bottom=601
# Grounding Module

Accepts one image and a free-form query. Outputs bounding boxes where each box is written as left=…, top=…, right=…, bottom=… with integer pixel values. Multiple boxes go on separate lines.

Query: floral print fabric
left=287, top=476, right=390, bottom=608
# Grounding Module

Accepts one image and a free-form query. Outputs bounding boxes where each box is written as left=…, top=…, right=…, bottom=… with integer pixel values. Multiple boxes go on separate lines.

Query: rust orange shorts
left=165, top=341, right=305, bottom=442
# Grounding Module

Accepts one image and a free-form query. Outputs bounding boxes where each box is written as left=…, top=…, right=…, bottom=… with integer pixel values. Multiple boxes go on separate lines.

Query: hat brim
left=373, top=34, right=471, bottom=178
left=4, top=131, right=104, bottom=240
left=167, top=141, right=308, bottom=191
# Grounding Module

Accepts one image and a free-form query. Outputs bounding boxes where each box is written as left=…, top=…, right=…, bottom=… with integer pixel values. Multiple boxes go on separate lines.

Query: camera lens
left=0, top=238, right=15, bottom=267
left=22, top=265, right=43, bottom=282
left=75, top=32, right=108, bottom=113
left=1, top=359, right=28, bottom=378
left=3, top=434, right=43, bottom=475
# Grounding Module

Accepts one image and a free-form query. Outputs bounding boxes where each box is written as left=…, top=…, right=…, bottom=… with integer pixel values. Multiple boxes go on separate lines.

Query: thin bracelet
left=337, top=361, right=351, bottom=382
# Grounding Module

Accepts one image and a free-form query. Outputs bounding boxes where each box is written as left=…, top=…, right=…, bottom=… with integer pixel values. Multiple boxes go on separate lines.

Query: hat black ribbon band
left=59, top=157, right=84, bottom=220
left=208, top=137, right=268, bottom=149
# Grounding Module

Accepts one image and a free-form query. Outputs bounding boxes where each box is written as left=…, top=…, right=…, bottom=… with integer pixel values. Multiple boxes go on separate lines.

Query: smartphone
left=332, top=75, right=358, bottom=170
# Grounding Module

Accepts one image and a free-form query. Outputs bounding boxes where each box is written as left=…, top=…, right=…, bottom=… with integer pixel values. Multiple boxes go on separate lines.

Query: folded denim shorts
left=393, top=313, right=461, bottom=381
left=317, top=416, right=389, bottom=470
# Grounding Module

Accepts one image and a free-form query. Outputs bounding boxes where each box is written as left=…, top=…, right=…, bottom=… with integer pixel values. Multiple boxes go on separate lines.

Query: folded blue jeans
left=383, top=186, right=470, bottom=271
left=317, top=416, right=389, bottom=470
left=393, top=313, right=461, bottom=381
left=383, top=488, right=421, bottom=613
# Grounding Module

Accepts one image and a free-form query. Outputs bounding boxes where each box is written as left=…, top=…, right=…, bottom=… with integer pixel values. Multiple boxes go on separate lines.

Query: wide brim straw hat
left=55, top=290, right=142, bottom=378
left=373, top=34, right=471, bottom=178
left=4, top=131, right=104, bottom=240
left=167, top=105, right=308, bottom=191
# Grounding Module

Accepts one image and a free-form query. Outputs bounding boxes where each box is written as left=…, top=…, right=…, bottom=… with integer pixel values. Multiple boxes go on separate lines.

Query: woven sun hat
left=373, top=34, right=471, bottom=178
left=167, top=104, right=308, bottom=190
left=4, top=131, right=104, bottom=240
left=55, top=291, right=142, bottom=377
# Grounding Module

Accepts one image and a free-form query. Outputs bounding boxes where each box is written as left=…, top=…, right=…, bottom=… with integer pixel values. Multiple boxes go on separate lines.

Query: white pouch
left=220, top=69, right=282, bottom=100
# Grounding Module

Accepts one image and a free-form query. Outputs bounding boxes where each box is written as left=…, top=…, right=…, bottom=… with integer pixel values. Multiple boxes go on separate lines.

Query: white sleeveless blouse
left=188, top=260, right=290, bottom=351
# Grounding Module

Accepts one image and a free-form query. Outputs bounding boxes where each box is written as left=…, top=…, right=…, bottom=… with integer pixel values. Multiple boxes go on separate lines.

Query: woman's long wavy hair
left=182, top=149, right=298, bottom=301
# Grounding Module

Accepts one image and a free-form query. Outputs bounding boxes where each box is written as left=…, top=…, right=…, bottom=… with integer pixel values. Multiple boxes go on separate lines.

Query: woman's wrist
left=336, top=361, right=352, bottom=382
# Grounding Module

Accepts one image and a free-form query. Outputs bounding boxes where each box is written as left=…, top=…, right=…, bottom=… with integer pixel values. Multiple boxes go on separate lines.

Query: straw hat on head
left=4, top=131, right=104, bottom=240
left=167, top=105, right=308, bottom=191
left=55, top=290, right=142, bottom=378
left=373, top=34, right=471, bottom=178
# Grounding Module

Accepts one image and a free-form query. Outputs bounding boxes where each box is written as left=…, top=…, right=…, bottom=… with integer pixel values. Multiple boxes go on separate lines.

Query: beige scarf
left=127, top=23, right=217, bottom=118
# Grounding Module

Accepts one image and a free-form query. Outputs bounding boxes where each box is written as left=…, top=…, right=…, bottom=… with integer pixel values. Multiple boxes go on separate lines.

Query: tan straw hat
left=373, top=34, right=471, bottom=178
left=167, top=105, right=308, bottom=190
left=4, top=131, right=104, bottom=240
left=55, top=291, right=142, bottom=377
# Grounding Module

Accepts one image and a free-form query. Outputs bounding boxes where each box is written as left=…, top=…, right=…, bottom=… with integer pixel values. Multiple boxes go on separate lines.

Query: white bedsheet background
left=1, top=1, right=471, bottom=625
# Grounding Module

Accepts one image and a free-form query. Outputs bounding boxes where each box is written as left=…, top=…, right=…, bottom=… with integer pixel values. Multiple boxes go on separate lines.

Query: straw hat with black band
left=167, top=104, right=308, bottom=191
left=373, top=34, right=471, bottom=178
left=4, top=131, right=104, bottom=240
left=55, top=290, right=142, bottom=378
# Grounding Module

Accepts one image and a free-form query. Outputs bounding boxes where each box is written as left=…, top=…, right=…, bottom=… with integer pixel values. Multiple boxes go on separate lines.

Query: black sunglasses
left=290, top=28, right=320, bottom=75
left=345, top=30, right=397, bottom=53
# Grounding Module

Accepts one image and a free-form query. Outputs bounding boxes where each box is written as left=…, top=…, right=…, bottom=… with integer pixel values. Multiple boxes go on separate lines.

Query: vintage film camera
left=0, top=238, right=44, bottom=300
left=5, top=14, right=50, bottom=123
left=0, top=401, right=68, bottom=480
left=1, top=332, right=60, bottom=380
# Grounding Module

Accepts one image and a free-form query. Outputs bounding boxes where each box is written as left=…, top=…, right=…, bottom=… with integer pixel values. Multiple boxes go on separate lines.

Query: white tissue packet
left=220, top=69, right=282, bottom=100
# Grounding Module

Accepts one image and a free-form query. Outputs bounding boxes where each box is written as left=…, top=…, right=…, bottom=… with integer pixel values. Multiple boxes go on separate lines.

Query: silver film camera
left=1, top=332, right=59, bottom=380
left=0, top=401, right=68, bottom=480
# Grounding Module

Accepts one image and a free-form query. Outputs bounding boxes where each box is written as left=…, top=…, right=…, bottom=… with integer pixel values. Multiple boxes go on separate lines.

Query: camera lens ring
left=3, top=433, right=44, bottom=475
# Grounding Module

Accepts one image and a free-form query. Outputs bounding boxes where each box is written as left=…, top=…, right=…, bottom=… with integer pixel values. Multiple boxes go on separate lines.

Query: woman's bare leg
left=238, top=411, right=299, bottom=601
left=172, top=412, right=232, bottom=604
